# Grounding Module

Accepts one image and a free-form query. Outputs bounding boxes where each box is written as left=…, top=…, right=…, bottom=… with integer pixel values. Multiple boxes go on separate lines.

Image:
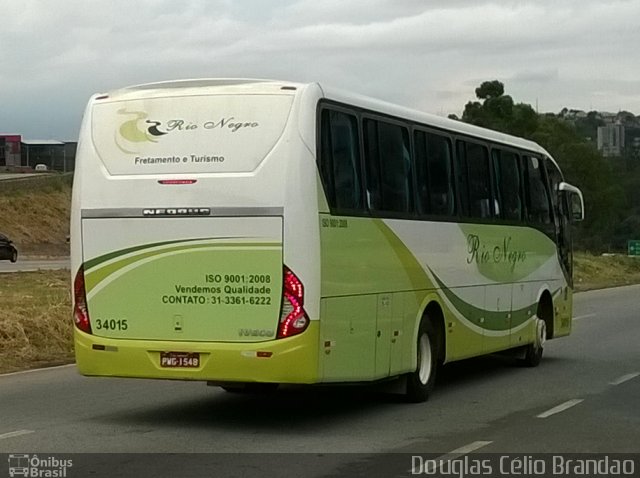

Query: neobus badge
left=143, top=208, right=211, bottom=216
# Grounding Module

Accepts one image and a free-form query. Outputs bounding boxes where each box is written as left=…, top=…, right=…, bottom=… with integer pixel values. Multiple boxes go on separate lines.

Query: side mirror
left=559, top=182, right=584, bottom=222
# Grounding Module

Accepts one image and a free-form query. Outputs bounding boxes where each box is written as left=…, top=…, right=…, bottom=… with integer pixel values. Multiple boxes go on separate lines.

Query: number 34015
left=95, top=318, right=128, bottom=331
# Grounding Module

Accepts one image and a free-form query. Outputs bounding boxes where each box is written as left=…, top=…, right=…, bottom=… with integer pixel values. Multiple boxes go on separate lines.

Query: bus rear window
left=91, top=94, right=293, bottom=175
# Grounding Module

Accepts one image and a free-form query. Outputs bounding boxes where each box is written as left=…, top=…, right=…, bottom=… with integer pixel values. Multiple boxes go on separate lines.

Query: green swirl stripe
left=429, top=269, right=559, bottom=331
left=84, top=239, right=278, bottom=294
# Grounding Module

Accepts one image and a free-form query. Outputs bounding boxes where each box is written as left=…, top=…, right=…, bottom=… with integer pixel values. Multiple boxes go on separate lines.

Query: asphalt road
left=0, top=258, right=70, bottom=273
left=1, top=285, right=638, bottom=477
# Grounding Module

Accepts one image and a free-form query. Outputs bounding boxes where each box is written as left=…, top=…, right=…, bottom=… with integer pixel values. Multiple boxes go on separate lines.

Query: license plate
left=160, top=352, right=200, bottom=368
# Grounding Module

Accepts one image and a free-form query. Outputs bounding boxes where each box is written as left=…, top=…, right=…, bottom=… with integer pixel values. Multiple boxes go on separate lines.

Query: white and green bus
left=71, top=79, right=584, bottom=401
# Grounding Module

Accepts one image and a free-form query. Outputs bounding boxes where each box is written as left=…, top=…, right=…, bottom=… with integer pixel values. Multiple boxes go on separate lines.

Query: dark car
left=0, top=233, right=18, bottom=262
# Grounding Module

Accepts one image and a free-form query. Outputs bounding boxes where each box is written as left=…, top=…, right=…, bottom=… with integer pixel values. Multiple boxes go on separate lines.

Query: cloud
left=1, top=0, right=639, bottom=139
left=510, top=69, right=560, bottom=84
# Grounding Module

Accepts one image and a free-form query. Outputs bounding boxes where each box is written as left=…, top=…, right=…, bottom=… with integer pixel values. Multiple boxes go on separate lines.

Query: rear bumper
left=74, top=321, right=320, bottom=383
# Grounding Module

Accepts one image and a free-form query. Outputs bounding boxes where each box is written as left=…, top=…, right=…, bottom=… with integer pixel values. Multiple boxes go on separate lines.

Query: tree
left=574, top=111, right=604, bottom=142
left=509, top=102, right=538, bottom=138
left=475, top=80, right=504, bottom=100
left=461, top=80, right=538, bottom=138
left=531, top=115, right=624, bottom=249
left=617, top=110, right=636, bottom=125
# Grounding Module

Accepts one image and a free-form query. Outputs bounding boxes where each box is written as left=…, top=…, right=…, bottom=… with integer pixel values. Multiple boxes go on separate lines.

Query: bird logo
left=115, top=109, right=168, bottom=154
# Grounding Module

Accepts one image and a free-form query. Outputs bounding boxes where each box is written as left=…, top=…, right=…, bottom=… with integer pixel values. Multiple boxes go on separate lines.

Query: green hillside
left=0, top=174, right=72, bottom=257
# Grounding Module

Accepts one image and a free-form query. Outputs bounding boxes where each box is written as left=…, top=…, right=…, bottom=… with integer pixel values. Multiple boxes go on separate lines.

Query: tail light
left=73, top=266, right=92, bottom=334
left=277, top=266, right=309, bottom=338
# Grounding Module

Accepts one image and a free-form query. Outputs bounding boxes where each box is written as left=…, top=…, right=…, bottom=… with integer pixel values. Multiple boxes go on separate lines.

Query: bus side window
left=428, top=134, right=455, bottom=216
left=457, top=140, right=493, bottom=219
left=524, top=156, right=552, bottom=225
left=364, top=118, right=413, bottom=214
left=363, top=119, right=382, bottom=210
left=414, top=130, right=430, bottom=213
left=492, top=149, right=523, bottom=221
left=456, top=141, right=470, bottom=217
left=544, top=157, right=563, bottom=224
left=415, top=130, right=455, bottom=216
left=319, top=109, right=363, bottom=211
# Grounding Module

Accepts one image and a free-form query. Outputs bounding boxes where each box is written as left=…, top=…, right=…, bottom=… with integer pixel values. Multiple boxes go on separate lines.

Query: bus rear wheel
left=405, top=320, right=438, bottom=403
left=521, top=317, right=546, bottom=367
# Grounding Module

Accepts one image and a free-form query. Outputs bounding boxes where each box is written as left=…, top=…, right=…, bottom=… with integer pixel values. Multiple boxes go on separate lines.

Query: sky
left=1, top=0, right=639, bottom=141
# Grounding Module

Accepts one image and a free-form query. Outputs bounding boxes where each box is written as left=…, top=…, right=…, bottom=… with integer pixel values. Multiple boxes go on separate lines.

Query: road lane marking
left=610, top=372, right=640, bottom=386
left=0, top=430, right=34, bottom=440
left=0, top=363, right=74, bottom=378
left=447, top=441, right=493, bottom=455
left=537, top=399, right=584, bottom=418
left=573, top=314, right=595, bottom=321
left=418, top=441, right=493, bottom=473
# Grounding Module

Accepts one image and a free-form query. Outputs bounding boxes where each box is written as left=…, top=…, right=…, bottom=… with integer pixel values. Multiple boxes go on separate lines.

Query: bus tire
left=521, top=317, right=546, bottom=367
left=405, top=319, right=438, bottom=403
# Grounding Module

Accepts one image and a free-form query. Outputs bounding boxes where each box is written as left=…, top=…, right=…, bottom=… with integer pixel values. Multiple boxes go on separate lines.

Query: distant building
left=21, top=140, right=65, bottom=171
left=64, top=142, right=77, bottom=171
left=0, top=134, right=22, bottom=167
left=1, top=134, right=77, bottom=172
left=597, top=123, right=625, bottom=157
left=21, top=140, right=77, bottom=172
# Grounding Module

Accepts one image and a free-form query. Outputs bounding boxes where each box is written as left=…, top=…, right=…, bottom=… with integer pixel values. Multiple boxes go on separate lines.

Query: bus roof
left=103, top=78, right=301, bottom=100
left=99, top=78, right=557, bottom=168
left=319, top=83, right=554, bottom=161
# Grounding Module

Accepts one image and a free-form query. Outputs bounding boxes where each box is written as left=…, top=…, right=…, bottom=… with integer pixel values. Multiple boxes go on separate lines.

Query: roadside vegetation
left=0, top=174, right=74, bottom=373
left=0, top=270, right=73, bottom=373
left=0, top=173, right=72, bottom=257
left=574, top=252, right=640, bottom=291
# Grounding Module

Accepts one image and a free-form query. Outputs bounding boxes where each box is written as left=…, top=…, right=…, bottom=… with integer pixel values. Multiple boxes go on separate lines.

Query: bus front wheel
left=405, top=320, right=438, bottom=403
left=521, top=318, right=546, bottom=367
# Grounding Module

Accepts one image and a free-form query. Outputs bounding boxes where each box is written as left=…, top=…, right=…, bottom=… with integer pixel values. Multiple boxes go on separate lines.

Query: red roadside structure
left=0, top=134, right=22, bottom=167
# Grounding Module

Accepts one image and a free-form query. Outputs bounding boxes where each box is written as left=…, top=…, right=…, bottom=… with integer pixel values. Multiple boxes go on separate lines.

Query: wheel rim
left=417, top=333, right=432, bottom=384
left=536, top=318, right=546, bottom=350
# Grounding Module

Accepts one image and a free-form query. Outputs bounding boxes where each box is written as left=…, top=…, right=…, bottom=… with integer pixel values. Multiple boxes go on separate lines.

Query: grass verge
left=0, top=270, right=73, bottom=374
left=0, top=174, right=71, bottom=257
left=574, top=252, right=640, bottom=291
